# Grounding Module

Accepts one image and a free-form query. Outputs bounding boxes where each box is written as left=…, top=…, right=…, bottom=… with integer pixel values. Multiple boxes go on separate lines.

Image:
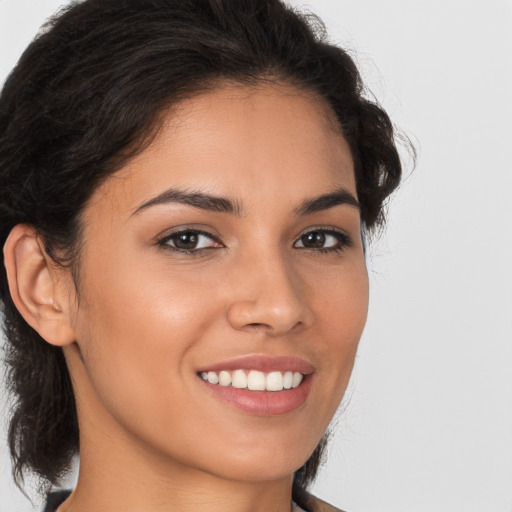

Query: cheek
left=72, top=253, right=221, bottom=426
left=311, top=255, right=369, bottom=339
left=309, top=260, right=369, bottom=405
left=78, top=247, right=219, bottom=348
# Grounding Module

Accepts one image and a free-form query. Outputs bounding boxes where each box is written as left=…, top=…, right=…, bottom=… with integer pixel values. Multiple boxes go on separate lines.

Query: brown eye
left=173, top=231, right=200, bottom=250
left=294, top=228, right=351, bottom=252
left=300, top=231, right=326, bottom=248
left=160, top=229, right=221, bottom=252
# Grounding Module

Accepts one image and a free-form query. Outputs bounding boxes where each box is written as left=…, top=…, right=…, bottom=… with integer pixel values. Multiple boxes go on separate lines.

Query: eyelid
left=296, top=225, right=351, bottom=239
left=156, top=224, right=221, bottom=241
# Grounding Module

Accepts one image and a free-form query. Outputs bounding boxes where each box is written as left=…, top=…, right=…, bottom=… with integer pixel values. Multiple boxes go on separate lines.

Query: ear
left=3, top=224, right=76, bottom=346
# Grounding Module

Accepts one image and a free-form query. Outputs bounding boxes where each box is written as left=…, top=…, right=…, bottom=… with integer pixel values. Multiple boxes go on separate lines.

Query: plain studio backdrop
left=1, top=1, right=511, bottom=511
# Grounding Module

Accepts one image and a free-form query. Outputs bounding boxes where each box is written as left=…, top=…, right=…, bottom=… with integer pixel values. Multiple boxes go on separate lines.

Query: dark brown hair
left=0, top=0, right=402, bottom=508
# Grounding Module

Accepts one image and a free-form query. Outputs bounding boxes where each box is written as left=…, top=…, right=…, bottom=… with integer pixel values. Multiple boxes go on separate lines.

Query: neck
left=61, top=450, right=294, bottom=512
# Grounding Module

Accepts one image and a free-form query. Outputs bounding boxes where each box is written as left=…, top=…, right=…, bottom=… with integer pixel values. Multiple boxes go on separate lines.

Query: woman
left=0, top=0, right=402, bottom=510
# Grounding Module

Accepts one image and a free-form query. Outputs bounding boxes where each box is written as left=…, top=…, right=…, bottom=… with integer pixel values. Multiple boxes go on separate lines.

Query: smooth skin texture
left=4, top=83, right=368, bottom=512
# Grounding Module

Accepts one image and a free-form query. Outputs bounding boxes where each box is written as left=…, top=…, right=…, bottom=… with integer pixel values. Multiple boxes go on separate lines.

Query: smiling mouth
left=199, top=369, right=304, bottom=392
left=196, top=355, right=314, bottom=415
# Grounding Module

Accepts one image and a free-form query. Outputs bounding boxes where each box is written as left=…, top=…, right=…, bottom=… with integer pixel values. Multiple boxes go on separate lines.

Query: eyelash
left=157, top=227, right=352, bottom=256
left=296, top=228, right=353, bottom=255
left=157, top=228, right=222, bottom=256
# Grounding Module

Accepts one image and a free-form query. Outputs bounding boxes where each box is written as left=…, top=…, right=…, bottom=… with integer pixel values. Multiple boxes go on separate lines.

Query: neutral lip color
left=197, top=355, right=315, bottom=416
left=197, top=354, right=315, bottom=374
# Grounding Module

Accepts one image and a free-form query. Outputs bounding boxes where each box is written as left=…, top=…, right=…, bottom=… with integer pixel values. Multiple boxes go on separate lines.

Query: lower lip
left=199, top=376, right=313, bottom=416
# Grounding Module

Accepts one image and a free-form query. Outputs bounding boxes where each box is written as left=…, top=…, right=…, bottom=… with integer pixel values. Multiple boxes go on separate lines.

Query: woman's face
left=66, top=83, right=369, bottom=483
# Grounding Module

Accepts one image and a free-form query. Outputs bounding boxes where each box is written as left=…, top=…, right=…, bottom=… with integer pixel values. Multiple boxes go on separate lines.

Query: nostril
left=244, top=320, right=304, bottom=336
left=244, top=322, right=272, bottom=333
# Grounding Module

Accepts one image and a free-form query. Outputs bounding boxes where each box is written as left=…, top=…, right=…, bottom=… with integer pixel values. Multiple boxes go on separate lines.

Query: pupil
left=302, top=231, right=325, bottom=248
left=175, top=232, right=198, bottom=249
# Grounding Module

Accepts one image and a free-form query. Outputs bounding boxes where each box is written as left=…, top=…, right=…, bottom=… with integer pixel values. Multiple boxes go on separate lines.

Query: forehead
left=88, top=82, right=355, bottom=216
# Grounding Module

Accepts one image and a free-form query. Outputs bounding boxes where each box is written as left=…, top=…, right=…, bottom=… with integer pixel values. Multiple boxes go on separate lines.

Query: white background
left=1, top=1, right=511, bottom=511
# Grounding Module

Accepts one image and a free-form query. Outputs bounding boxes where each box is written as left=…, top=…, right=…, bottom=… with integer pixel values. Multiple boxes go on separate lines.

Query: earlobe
left=3, top=224, right=76, bottom=347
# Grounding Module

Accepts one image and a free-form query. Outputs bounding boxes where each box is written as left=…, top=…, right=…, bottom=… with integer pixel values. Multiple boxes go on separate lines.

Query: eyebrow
left=132, top=186, right=359, bottom=217
left=132, top=188, right=243, bottom=216
left=294, top=188, right=360, bottom=216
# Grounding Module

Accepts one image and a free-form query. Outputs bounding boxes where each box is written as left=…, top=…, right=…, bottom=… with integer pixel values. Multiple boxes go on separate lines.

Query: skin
left=5, top=83, right=368, bottom=511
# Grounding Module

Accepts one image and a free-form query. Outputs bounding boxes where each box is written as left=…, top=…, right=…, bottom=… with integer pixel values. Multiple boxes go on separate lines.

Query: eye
left=294, top=228, right=351, bottom=252
left=158, top=229, right=222, bottom=252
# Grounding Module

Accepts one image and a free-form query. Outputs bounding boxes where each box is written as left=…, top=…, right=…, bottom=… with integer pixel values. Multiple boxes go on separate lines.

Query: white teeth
left=207, top=371, right=219, bottom=385
left=200, top=369, right=306, bottom=391
left=283, top=371, right=293, bottom=389
left=231, top=369, right=248, bottom=389
left=292, top=372, right=303, bottom=388
left=247, top=370, right=266, bottom=391
left=218, top=371, right=231, bottom=386
left=266, top=371, right=283, bottom=391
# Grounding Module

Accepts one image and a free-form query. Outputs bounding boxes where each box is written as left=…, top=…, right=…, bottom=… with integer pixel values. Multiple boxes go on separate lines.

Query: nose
left=226, top=253, right=313, bottom=336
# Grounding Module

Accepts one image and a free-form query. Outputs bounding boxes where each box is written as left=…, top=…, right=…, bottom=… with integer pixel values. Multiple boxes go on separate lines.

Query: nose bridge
left=226, top=246, right=312, bottom=335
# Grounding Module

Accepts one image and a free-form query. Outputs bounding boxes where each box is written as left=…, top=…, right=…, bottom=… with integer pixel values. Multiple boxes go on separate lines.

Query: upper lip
left=199, top=355, right=315, bottom=375
left=197, top=355, right=315, bottom=375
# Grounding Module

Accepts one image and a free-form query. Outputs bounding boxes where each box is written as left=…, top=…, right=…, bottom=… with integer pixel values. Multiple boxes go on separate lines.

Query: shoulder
left=306, top=493, right=346, bottom=512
